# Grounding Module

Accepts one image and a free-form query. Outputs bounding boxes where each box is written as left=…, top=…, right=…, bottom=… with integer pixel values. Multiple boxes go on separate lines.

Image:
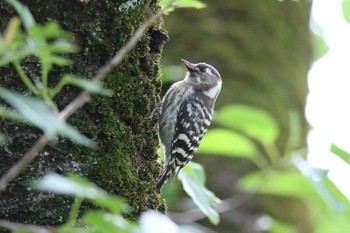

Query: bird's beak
left=181, top=59, right=196, bottom=72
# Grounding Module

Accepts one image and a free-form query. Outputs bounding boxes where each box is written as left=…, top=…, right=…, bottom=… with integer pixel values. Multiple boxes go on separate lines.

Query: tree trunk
left=0, top=0, right=167, bottom=227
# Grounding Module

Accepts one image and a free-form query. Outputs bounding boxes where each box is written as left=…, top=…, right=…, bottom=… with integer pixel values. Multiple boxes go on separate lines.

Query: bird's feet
left=149, top=94, right=160, bottom=120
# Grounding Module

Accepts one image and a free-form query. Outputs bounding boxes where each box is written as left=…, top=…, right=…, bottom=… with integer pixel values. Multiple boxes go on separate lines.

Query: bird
left=156, top=59, right=222, bottom=192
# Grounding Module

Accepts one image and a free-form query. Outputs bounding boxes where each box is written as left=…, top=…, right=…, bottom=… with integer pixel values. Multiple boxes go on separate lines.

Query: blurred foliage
left=342, top=0, right=350, bottom=24
left=159, top=0, right=350, bottom=232
left=179, top=162, right=221, bottom=225
left=163, top=102, right=350, bottom=232
left=223, top=107, right=350, bottom=232
left=162, top=0, right=311, bottom=155
left=160, top=0, right=313, bottom=232
left=215, top=105, right=280, bottom=146
left=269, top=218, right=296, bottom=233
left=158, top=136, right=221, bottom=224
left=0, top=1, right=218, bottom=233
left=160, top=0, right=206, bottom=15
left=199, top=105, right=282, bottom=169
left=311, top=32, right=329, bottom=61
left=0, top=0, right=78, bottom=103
left=199, top=128, right=259, bottom=160
left=2, top=1, right=350, bottom=233
left=34, top=173, right=198, bottom=233
left=0, top=0, right=111, bottom=147
left=0, top=88, right=95, bottom=147
left=330, top=144, right=350, bottom=165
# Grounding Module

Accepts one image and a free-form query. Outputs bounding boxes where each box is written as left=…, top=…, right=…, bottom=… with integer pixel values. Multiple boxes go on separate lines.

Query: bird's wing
left=171, top=95, right=212, bottom=173
left=156, top=95, right=212, bottom=191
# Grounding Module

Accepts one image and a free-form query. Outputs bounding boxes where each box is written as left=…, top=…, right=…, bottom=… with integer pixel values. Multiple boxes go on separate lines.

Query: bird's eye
left=199, top=67, right=206, bottom=72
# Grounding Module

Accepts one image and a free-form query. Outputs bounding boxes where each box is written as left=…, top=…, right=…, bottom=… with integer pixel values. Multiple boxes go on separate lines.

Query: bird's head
left=182, top=59, right=222, bottom=90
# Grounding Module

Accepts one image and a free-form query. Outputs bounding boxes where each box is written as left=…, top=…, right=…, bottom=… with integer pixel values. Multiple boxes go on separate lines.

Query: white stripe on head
left=203, top=82, right=222, bottom=99
left=205, top=68, right=214, bottom=75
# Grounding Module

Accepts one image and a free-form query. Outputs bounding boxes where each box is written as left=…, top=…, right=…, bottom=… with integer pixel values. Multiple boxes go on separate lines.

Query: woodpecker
left=157, top=59, right=222, bottom=192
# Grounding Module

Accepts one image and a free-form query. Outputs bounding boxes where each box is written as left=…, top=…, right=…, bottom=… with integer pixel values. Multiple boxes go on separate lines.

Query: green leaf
left=83, top=211, right=137, bottom=233
left=30, top=22, right=66, bottom=39
left=294, top=157, right=350, bottom=214
left=160, top=0, right=206, bottom=15
left=0, top=88, right=95, bottom=147
left=238, top=171, right=318, bottom=199
left=312, top=32, right=329, bottom=61
left=173, top=0, right=206, bottom=9
left=49, top=39, right=77, bottom=53
left=50, top=55, right=72, bottom=66
left=179, top=162, right=220, bottom=225
left=0, top=107, right=28, bottom=122
left=342, top=0, right=350, bottom=24
left=215, top=105, right=280, bottom=145
left=2, top=17, right=21, bottom=46
left=0, top=4, right=76, bottom=68
left=35, top=173, right=127, bottom=214
left=0, top=19, right=29, bottom=66
left=269, top=218, right=297, bottom=233
left=0, top=46, right=34, bottom=66
left=198, top=129, right=258, bottom=159
left=50, top=75, right=113, bottom=99
left=140, top=211, right=179, bottom=233
left=241, top=161, right=350, bottom=217
left=315, top=215, right=350, bottom=233
left=35, top=173, right=100, bottom=198
left=318, top=170, right=350, bottom=213
left=6, top=0, right=35, bottom=30
left=62, top=75, right=113, bottom=96
left=330, top=144, right=350, bottom=165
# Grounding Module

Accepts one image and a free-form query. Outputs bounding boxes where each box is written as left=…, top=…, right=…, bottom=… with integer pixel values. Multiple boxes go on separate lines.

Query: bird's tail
left=156, top=162, right=177, bottom=193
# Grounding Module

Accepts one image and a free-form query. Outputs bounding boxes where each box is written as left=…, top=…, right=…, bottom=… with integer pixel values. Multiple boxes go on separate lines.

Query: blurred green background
left=1, top=0, right=350, bottom=232
left=159, top=0, right=350, bottom=233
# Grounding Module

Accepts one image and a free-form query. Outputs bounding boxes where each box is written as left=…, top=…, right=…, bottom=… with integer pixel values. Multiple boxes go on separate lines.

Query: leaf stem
left=40, top=61, right=52, bottom=104
left=12, top=60, right=40, bottom=95
left=49, top=76, right=68, bottom=99
left=265, top=143, right=280, bottom=165
left=0, top=107, right=28, bottom=122
left=60, top=198, right=82, bottom=233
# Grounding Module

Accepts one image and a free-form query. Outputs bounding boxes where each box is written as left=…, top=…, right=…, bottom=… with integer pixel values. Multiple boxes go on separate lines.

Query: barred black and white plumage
left=156, top=59, right=222, bottom=192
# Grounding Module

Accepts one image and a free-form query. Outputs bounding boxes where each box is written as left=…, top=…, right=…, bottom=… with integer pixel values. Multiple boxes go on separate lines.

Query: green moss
left=0, top=0, right=168, bottom=226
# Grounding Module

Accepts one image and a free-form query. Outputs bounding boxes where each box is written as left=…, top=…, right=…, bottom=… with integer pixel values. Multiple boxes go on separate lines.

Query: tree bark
left=0, top=0, right=167, bottom=227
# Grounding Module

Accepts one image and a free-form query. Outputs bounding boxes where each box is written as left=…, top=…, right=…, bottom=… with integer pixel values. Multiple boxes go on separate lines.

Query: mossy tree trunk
left=163, top=0, right=311, bottom=232
left=0, top=0, right=167, bottom=227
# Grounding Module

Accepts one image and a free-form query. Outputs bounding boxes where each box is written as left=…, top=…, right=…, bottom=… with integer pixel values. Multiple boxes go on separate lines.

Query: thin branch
left=0, top=219, right=55, bottom=233
left=167, top=192, right=255, bottom=224
left=0, top=3, right=172, bottom=192
left=0, top=134, right=50, bottom=191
